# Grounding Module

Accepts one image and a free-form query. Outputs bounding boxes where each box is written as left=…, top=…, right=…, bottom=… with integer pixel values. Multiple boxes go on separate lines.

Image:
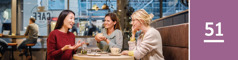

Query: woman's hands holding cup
left=95, top=33, right=107, bottom=42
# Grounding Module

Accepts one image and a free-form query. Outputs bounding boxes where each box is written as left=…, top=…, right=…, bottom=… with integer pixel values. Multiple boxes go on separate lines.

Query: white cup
left=110, top=48, right=121, bottom=54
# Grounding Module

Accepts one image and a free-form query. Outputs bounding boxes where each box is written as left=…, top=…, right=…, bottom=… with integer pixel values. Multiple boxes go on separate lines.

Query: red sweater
left=47, top=30, right=76, bottom=60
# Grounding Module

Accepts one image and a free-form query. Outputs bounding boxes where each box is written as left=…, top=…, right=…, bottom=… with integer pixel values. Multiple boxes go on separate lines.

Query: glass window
left=48, top=0, right=65, bottom=10
left=24, top=0, right=46, bottom=36
left=129, top=0, right=188, bottom=20
left=162, top=0, right=188, bottom=17
left=0, top=0, right=11, bottom=34
left=0, top=0, right=12, bottom=45
left=21, top=0, right=68, bottom=48
left=76, top=0, right=117, bottom=36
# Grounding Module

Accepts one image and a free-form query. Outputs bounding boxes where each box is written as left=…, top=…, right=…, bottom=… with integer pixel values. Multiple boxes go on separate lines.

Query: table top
left=73, top=53, right=134, bottom=60
left=0, top=35, right=26, bottom=38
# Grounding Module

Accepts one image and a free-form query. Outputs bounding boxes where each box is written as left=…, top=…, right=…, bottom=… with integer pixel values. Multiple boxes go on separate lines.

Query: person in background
left=95, top=13, right=123, bottom=52
left=71, top=23, right=78, bottom=35
left=87, top=23, right=97, bottom=36
left=0, top=34, right=8, bottom=58
left=18, top=17, right=39, bottom=59
left=121, top=9, right=164, bottom=60
left=47, top=10, right=84, bottom=60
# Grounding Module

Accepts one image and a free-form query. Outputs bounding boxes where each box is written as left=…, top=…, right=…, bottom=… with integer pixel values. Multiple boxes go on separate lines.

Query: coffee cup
left=110, top=48, right=121, bottom=54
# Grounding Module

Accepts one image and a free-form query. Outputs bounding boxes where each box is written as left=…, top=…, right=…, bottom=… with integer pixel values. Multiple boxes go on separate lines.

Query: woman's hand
left=99, top=36, right=107, bottom=41
left=74, top=40, right=85, bottom=48
left=61, top=40, right=85, bottom=51
left=131, top=26, right=138, bottom=37
left=121, top=50, right=129, bottom=55
left=61, top=45, right=72, bottom=51
left=95, top=33, right=103, bottom=42
left=95, top=33, right=105, bottom=42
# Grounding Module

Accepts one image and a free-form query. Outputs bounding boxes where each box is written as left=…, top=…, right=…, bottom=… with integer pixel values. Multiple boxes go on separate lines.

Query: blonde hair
left=131, top=9, right=154, bottom=26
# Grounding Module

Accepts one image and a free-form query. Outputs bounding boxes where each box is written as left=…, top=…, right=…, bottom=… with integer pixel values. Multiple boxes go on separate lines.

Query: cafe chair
left=26, top=44, right=35, bottom=60
left=7, top=43, right=17, bottom=60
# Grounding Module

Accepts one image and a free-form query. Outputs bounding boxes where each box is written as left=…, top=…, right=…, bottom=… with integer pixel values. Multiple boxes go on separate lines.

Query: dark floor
left=1, top=49, right=46, bottom=60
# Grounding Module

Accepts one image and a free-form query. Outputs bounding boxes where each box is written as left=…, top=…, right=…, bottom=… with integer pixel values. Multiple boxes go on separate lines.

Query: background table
left=73, top=53, right=134, bottom=60
left=0, top=35, right=26, bottom=43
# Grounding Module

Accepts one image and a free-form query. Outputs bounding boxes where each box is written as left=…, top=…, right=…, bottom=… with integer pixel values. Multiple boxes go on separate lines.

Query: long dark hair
left=105, top=13, right=121, bottom=30
left=54, top=10, right=75, bottom=30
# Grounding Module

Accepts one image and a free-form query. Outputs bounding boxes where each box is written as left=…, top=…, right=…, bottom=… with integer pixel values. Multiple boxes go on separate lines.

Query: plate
left=98, top=52, right=107, bottom=54
left=109, top=53, right=121, bottom=56
left=87, top=54, right=101, bottom=56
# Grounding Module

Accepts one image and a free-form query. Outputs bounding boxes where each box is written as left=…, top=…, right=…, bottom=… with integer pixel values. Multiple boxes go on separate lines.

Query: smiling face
left=104, top=16, right=116, bottom=29
left=62, top=12, right=75, bottom=29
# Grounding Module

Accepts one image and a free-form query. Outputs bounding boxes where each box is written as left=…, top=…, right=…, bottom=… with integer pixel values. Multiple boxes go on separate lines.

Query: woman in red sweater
left=47, top=10, right=84, bottom=60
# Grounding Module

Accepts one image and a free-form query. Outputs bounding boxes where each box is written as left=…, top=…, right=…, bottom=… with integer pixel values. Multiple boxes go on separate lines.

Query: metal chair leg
left=11, top=46, right=14, bottom=60
left=29, top=46, right=32, bottom=60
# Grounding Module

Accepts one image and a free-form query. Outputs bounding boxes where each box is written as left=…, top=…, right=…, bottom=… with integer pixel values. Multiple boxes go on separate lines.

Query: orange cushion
left=26, top=44, right=35, bottom=46
left=8, top=43, right=17, bottom=46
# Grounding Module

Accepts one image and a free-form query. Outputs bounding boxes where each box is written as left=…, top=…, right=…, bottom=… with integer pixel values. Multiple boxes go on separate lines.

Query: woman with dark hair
left=95, top=13, right=123, bottom=52
left=47, top=10, right=84, bottom=60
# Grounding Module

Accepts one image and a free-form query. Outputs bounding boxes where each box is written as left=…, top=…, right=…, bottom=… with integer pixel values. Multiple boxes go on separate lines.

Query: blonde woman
left=121, top=9, right=164, bottom=60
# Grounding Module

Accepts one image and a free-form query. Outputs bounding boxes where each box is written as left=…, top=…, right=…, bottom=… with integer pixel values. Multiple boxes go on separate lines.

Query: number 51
left=205, top=22, right=223, bottom=36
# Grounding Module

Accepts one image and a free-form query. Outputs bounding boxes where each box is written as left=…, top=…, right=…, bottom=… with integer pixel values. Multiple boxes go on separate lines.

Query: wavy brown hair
left=105, top=13, right=121, bottom=30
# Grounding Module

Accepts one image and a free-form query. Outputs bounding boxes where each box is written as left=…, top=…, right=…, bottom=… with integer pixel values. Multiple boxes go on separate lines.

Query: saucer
left=87, top=54, right=101, bottom=56
left=109, top=53, right=121, bottom=56
left=98, top=52, right=107, bottom=54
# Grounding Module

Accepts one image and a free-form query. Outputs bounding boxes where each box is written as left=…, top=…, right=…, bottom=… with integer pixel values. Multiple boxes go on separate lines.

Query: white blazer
left=133, top=28, right=164, bottom=60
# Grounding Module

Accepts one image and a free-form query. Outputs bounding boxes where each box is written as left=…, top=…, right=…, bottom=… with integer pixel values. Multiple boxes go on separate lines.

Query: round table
left=73, top=53, right=134, bottom=60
